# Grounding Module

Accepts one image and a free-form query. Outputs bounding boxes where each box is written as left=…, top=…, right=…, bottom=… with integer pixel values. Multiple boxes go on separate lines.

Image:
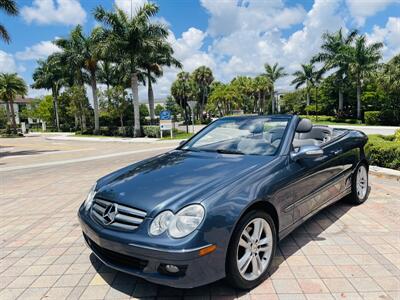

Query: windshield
left=182, top=117, right=289, bottom=156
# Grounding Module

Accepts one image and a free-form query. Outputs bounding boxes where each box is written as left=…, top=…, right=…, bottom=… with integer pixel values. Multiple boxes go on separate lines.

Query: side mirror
left=179, top=140, right=186, bottom=146
left=290, top=145, right=323, bottom=162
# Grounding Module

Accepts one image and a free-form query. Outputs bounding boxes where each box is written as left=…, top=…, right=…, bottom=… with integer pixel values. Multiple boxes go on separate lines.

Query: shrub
left=364, top=111, right=381, bottom=125
left=395, top=129, right=400, bottom=142
left=142, top=125, right=160, bottom=138
left=365, top=134, right=400, bottom=170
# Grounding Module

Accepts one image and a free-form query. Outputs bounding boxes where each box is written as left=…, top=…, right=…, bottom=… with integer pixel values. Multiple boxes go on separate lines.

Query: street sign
left=160, top=110, right=172, bottom=120
left=159, top=110, right=173, bottom=138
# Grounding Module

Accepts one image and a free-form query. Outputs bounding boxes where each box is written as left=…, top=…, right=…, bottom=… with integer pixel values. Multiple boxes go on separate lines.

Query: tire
left=348, top=163, right=369, bottom=205
left=226, top=210, right=277, bottom=290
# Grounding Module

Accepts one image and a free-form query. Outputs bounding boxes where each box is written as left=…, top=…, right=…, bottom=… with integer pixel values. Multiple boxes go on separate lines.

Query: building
left=0, top=96, right=35, bottom=125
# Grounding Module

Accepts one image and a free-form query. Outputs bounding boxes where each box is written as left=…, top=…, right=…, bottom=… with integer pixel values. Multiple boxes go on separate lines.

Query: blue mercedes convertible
left=78, top=115, right=369, bottom=289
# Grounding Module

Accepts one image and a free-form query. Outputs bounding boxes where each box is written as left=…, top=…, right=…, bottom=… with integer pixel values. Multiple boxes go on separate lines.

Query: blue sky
left=1, top=0, right=399, bottom=100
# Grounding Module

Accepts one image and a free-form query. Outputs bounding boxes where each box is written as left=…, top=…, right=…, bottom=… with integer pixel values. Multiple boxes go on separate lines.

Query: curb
left=44, top=135, right=183, bottom=144
left=370, top=166, right=400, bottom=181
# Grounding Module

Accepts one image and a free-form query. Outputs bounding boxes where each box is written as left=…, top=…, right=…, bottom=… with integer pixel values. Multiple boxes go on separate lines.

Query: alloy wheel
left=236, top=218, right=273, bottom=281
left=356, top=165, right=368, bottom=199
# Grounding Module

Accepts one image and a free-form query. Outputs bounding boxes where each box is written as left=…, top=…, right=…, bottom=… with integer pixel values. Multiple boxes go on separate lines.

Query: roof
left=0, top=96, right=35, bottom=104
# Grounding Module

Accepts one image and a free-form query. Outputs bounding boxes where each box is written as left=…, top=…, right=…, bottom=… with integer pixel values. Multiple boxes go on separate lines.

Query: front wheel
left=226, top=210, right=276, bottom=290
left=348, top=163, right=369, bottom=205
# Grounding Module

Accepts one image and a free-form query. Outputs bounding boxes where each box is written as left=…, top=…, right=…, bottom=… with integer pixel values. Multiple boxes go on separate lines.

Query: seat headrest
left=296, top=118, right=312, bottom=133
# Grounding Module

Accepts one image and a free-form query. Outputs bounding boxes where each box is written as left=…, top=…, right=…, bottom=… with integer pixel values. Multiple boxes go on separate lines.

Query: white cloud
left=15, top=40, right=61, bottom=61
left=346, top=0, right=400, bottom=26
left=0, top=51, right=17, bottom=73
left=114, top=0, right=147, bottom=16
left=201, top=0, right=306, bottom=37
left=367, top=17, right=400, bottom=61
left=21, top=0, right=86, bottom=25
left=27, top=87, right=50, bottom=99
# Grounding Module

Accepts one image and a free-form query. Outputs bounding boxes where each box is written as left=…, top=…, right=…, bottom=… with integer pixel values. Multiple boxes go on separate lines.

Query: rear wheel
left=226, top=210, right=276, bottom=290
left=348, top=163, right=369, bottom=204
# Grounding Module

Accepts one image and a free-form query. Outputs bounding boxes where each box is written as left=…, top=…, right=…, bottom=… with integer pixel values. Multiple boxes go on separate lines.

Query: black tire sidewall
left=226, top=210, right=277, bottom=290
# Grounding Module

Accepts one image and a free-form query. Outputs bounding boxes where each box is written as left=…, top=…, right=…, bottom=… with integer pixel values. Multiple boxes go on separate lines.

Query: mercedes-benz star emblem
left=102, top=203, right=118, bottom=225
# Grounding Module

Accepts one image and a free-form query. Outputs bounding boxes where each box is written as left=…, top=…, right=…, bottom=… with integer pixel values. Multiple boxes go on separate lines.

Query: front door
left=286, top=141, right=345, bottom=223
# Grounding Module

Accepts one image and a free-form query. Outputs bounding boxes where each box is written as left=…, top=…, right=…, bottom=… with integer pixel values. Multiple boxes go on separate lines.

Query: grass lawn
left=161, top=132, right=194, bottom=140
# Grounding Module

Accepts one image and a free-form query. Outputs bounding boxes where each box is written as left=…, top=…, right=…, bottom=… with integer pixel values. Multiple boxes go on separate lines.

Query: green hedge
left=142, top=125, right=161, bottom=138
left=366, top=133, right=400, bottom=170
left=364, top=111, right=380, bottom=125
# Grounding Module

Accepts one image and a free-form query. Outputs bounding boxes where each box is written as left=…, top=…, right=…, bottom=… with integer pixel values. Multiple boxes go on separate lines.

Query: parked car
left=78, top=115, right=369, bottom=289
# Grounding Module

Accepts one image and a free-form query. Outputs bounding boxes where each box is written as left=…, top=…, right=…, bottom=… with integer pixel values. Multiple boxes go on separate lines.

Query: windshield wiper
left=216, top=149, right=244, bottom=155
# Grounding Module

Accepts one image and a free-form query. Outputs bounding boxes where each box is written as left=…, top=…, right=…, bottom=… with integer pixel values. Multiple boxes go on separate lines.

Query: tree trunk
left=74, top=114, right=79, bottom=129
left=4, top=100, right=11, bottom=126
left=338, top=88, right=344, bottom=113
left=261, top=92, right=266, bottom=114
left=131, top=72, right=141, bottom=137
left=258, top=91, right=261, bottom=114
left=200, top=86, right=206, bottom=122
left=356, top=79, right=361, bottom=120
left=78, top=100, right=87, bottom=132
left=147, top=71, right=155, bottom=123
left=120, top=115, right=124, bottom=128
left=90, top=73, right=100, bottom=134
left=315, top=88, right=318, bottom=122
left=9, top=99, right=17, bottom=134
left=271, top=89, right=275, bottom=114
left=53, top=92, right=60, bottom=132
left=184, top=101, right=189, bottom=133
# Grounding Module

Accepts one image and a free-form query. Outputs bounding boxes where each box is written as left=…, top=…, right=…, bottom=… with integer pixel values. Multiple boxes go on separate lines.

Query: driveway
left=0, top=137, right=399, bottom=300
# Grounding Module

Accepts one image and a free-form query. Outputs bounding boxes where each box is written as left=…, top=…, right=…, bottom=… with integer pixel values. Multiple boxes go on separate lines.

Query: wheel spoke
left=252, top=219, right=263, bottom=241
left=258, top=245, right=269, bottom=252
left=239, top=237, right=251, bottom=249
left=238, top=251, right=252, bottom=274
left=258, top=237, right=269, bottom=246
left=251, top=255, right=263, bottom=276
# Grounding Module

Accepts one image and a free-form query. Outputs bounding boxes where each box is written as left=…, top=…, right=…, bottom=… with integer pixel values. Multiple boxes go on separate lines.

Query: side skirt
left=278, top=187, right=351, bottom=241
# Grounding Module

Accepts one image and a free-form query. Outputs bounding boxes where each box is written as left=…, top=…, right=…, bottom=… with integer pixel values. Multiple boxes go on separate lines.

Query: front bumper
left=78, top=206, right=225, bottom=288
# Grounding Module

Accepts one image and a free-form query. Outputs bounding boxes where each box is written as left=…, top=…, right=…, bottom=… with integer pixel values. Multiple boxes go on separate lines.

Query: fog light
left=165, top=264, right=179, bottom=273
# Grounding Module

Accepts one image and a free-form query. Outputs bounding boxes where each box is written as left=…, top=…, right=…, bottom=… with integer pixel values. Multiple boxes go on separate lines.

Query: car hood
left=95, top=150, right=274, bottom=215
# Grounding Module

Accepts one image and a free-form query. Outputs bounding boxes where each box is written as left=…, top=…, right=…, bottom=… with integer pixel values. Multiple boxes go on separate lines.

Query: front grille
left=84, top=234, right=148, bottom=271
left=91, top=197, right=147, bottom=231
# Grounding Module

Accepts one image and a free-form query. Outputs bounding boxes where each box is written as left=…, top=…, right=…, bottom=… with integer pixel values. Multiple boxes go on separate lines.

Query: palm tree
left=32, top=54, right=65, bottom=131
left=171, top=71, right=195, bottom=133
left=253, top=75, right=271, bottom=114
left=291, top=63, right=319, bottom=113
left=192, top=66, right=214, bottom=121
left=0, top=73, right=27, bottom=133
left=349, top=35, right=383, bottom=119
left=55, top=25, right=103, bottom=134
left=94, top=4, right=169, bottom=137
left=263, top=63, right=287, bottom=114
left=0, top=0, right=18, bottom=43
left=142, top=41, right=181, bottom=122
left=312, top=28, right=358, bottom=113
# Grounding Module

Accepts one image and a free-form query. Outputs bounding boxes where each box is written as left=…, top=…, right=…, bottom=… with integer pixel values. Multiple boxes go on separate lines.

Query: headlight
left=149, top=211, right=174, bottom=236
left=149, top=204, right=205, bottom=238
left=84, top=184, right=97, bottom=210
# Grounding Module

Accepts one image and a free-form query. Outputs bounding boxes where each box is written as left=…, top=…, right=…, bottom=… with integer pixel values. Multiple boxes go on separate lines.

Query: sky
left=1, top=0, right=400, bottom=103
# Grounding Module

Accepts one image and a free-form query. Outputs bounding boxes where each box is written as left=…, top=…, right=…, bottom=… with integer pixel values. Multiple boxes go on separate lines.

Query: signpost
left=187, top=101, right=197, bottom=134
left=159, top=110, right=173, bottom=138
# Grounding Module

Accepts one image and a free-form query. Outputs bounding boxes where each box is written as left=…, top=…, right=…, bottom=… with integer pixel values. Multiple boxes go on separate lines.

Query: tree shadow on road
left=0, top=149, right=59, bottom=158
